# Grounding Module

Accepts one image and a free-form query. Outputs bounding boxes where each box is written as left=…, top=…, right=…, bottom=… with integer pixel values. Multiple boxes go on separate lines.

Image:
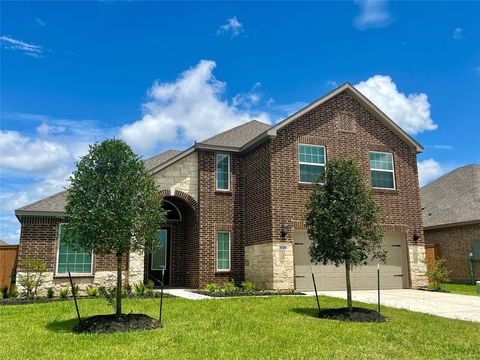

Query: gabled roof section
left=196, top=120, right=271, bottom=149
left=149, top=120, right=272, bottom=173
left=421, top=164, right=480, bottom=229
left=16, top=149, right=184, bottom=217
left=16, top=190, right=68, bottom=216
left=143, top=149, right=182, bottom=171
left=259, top=83, right=423, bottom=153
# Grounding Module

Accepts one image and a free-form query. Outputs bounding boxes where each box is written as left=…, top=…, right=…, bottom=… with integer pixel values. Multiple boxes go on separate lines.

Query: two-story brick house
left=14, top=83, right=428, bottom=294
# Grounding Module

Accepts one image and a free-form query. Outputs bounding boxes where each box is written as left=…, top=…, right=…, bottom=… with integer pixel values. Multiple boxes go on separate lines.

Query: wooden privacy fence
left=0, top=245, right=18, bottom=291
left=425, top=244, right=440, bottom=285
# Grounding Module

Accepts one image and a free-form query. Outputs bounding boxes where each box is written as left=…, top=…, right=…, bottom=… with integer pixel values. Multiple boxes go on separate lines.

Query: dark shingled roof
left=197, top=120, right=271, bottom=148
left=421, top=164, right=480, bottom=228
left=143, top=149, right=181, bottom=171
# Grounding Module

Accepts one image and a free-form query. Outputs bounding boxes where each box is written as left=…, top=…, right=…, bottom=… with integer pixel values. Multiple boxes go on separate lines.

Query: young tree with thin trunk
left=63, top=139, right=166, bottom=318
left=306, top=158, right=385, bottom=312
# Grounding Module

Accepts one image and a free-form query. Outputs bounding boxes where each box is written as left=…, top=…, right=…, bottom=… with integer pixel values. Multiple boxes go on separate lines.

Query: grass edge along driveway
left=0, top=296, right=478, bottom=360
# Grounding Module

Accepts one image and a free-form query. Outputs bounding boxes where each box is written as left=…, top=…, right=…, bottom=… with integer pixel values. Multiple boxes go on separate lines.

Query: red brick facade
left=16, top=88, right=425, bottom=290
left=17, top=216, right=124, bottom=275
left=424, top=223, right=480, bottom=283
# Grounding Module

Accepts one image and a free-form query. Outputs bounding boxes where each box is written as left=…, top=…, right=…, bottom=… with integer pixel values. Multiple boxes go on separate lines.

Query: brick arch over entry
left=158, top=189, right=198, bottom=214
left=155, top=188, right=199, bottom=288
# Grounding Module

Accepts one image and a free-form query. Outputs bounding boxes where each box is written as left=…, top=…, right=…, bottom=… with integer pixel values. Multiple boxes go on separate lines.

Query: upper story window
left=216, top=154, right=230, bottom=191
left=56, top=224, right=93, bottom=275
left=369, top=151, right=395, bottom=189
left=299, top=144, right=326, bottom=183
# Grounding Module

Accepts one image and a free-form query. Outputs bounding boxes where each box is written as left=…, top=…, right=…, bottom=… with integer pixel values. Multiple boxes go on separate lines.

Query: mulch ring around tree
left=317, top=307, right=387, bottom=323
left=74, top=314, right=161, bottom=334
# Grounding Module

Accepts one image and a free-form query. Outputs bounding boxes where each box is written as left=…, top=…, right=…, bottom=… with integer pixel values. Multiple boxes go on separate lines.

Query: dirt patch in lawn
left=317, top=307, right=386, bottom=323
left=74, top=314, right=160, bottom=334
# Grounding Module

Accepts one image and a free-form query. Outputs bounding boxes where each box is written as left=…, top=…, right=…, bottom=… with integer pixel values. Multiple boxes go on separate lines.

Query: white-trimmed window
left=216, top=154, right=230, bottom=191
left=56, top=224, right=93, bottom=275
left=369, top=151, right=395, bottom=189
left=299, top=144, right=326, bottom=183
left=216, top=231, right=231, bottom=271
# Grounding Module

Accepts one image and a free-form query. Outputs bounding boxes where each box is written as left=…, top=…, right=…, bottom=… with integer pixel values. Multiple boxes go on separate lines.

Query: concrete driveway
left=304, top=289, right=480, bottom=322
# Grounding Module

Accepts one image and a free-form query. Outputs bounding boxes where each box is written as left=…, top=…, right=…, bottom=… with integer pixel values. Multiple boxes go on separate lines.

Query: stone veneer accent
left=245, top=242, right=294, bottom=290
left=128, top=251, right=144, bottom=285
left=152, top=152, right=198, bottom=201
left=408, top=245, right=428, bottom=288
left=16, top=270, right=126, bottom=296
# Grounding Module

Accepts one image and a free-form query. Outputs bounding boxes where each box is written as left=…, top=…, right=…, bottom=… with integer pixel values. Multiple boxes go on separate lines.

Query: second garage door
left=294, top=230, right=407, bottom=291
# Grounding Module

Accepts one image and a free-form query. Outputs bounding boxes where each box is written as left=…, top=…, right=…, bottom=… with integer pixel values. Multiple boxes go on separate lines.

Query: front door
left=149, top=228, right=170, bottom=286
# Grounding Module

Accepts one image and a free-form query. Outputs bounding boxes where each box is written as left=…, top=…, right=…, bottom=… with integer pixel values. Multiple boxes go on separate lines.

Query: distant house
left=15, top=83, right=428, bottom=293
left=421, top=164, right=480, bottom=283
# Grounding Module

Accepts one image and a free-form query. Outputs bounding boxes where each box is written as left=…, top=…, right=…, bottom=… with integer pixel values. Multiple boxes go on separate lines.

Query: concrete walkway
left=303, top=289, right=480, bottom=322
left=163, top=288, right=211, bottom=300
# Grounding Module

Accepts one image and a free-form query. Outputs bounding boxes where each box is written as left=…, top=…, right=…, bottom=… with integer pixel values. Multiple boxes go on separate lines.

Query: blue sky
left=1, top=1, right=479, bottom=243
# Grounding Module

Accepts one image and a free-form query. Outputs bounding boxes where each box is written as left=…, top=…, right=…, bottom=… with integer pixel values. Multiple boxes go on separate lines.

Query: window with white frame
left=299, top=144, right=326, bottom=183
left=216, top=154, right=230, bottom=191
left=369, top=151, right=395, bottom=189
left=216, top=231, right=231, bottom=271
left=56, top=224, right=93, bottom=274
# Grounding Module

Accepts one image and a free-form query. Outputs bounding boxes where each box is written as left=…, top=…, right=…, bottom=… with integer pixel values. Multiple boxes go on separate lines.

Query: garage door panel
left=294, top=230, right=405, bottom=291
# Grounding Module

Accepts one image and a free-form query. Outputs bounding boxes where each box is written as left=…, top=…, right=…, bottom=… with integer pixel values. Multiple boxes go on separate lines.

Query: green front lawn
left=0, top=296, right=478, bottom=359
left=442, top=283, right=478, bottom=296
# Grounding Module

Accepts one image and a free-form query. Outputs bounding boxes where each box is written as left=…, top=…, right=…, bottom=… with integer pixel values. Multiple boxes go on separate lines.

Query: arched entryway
left=145, top=190, right=198, bottom=288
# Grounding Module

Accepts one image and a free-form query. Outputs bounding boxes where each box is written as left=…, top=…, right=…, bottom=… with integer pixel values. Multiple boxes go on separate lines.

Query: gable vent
left=335, top=111, right=357, bottom=133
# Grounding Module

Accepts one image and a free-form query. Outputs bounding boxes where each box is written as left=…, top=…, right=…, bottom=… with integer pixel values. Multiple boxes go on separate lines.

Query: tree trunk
left=116, top=254, right=122, bottom=318
left=345, top=260, right=353, bottom=312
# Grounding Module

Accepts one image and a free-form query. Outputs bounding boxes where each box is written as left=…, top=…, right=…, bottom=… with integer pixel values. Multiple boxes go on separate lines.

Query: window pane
left=217, top=232, right=230, bottom=270
left=57, top=224, right=92, bottom=274
left=299, top=145, right=325, bottom=164
left=370, top=152, right=393, bottom=170
left=216, top=154, right=230, bottom=190
left=371, top=170, right=394, bottom=189
left=152, top=230, right=167, bottom=270
left=300, top=164, right=325, bottom=183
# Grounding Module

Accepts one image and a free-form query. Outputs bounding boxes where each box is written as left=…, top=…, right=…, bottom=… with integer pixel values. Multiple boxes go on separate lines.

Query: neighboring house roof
left=0, top=239, right=8, bottom=245
left=421, top=164, right=480, bottom=229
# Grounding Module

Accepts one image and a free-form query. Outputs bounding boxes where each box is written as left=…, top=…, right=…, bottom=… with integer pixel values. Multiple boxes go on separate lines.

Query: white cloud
left=418, top=159, right=446, bottom=186
left=453, top=27, right=463, bottom=39
left=0, top=130, right=71, bottom=174
left=232, top=82, right=262, bottom=108
left=355, top=75, right=437, bottom=135
left=35, top=18, right=46, bottom=27
left=120, top=60, right=270, bottom=152
left=353, top=0, right=391, bottom=30
left=0, top=35, right=43, bottom=58
left=217, top=16, right=244, bottom=37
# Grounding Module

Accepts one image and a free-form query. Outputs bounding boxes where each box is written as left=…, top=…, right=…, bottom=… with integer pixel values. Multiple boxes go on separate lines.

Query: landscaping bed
left=192, top=289, right=304, bottom=297
left=1, top=292, right=174, bottom=306
left=74, top=313, right=160, bottom=334
left=317, top=307, right=386, bottom=323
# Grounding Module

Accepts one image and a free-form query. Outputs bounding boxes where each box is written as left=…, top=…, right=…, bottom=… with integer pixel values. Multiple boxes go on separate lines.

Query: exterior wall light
left=280, top=224, right=289, bottom=238
left=412, top=228, right=421, bottom=242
